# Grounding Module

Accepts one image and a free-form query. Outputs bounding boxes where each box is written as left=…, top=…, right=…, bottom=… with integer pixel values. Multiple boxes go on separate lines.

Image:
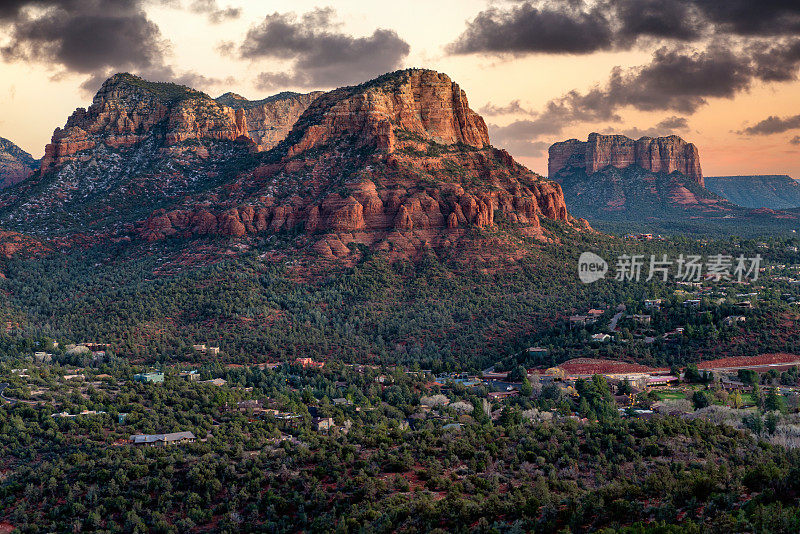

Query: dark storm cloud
left=694, top=0, right=800, bottom=37
left=446, top=1, right=614, bottom=55
left=486, top=39, right=800, bottom=153
left=448, top=0, right=800, bottom=57
left=239, top=8, right=410, bottom=90
left=739, top=114, right=800, bottom=135
left=0, top=0, right=166, bottom=75
left=614, top=0, right=705, bottom=43
left=0, top=0, right=228, bottom=93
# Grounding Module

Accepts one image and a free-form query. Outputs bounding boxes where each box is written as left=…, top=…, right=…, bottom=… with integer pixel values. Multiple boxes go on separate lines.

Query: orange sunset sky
left=1, top=0, right=799, bottom=177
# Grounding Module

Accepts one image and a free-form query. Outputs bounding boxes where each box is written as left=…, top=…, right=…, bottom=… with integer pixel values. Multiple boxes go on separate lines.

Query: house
left=63, top=374, right=85, bottom=381
left=569, top=315, right=589, bottom=328
left=631, top=314, right=651, bottom=325
left=33, top=351, right=53, bottom=363
left=95, top=374, right=112, bottom=380
left=129, top=431, right=196, bottom=447
left=723, top=315, right=746, bottom=326
left=199, top=378, right=226, bottom=387
left=52, top=410, right=106, bottom=418
left=487, top=391, right=519, bottom=401
left=237, top=399, right=266, bottom=412
left=735, top=301, right=753, bottom=309
left=207, top=347, right=220, bottom=356
left=527, top=347, right=548, bottom=356
left=134, top=371, right=164, bottom=383
left=179, top=370, right=199, bottom=381
left=296, top=357, right=324, bottom=369
left=644, top=299, right=662, bottom=310
left=683, top=299, right=701, bottom=307
left=192, top=344, right=207, bottom=352
left=332, top=398, right=352, bottom=406
left=587, top=309, right=605, bottom=318
left=646, top=375, right=679, bottom=386
left=313, top=417, right=335, bottom=431
left=591, top=333, right=611, bottom=342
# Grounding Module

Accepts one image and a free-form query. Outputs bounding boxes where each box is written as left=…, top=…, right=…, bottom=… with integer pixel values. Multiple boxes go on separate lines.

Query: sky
left=0, top=0, right=799, bottom=177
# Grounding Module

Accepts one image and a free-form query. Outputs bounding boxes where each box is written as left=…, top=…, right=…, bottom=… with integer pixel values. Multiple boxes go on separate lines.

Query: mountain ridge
left=704, top=175, right=800, bottom=210
left=0, top=68, right=585, bottom=259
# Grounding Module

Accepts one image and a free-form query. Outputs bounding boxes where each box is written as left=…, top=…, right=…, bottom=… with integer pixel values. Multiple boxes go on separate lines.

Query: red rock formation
left=216, top=91, right=323, bottom=151
left=136, top=69, right=582, bottom=256
left=40, top=73, right=321, bottom=171
left=548, top=133, right=703, bottom=186
left=285, top=69, right=490, bottom=158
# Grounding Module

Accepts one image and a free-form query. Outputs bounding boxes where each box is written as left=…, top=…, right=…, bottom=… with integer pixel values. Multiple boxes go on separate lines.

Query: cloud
left=479, top=100, right=535, bottom=116
left=0, top=1, right=166, bottom=75
left=611, top=116, right=690, bottom=138
left=447, top=1, right=615, bottom=55
left=238, top=8, right=410, bottom=90
left=187, top=0, right=240, bottom=24
left=694, top=0, right=800, bottom=37
left=484, top=39, right=800, bottom=156
left=0, top=0, right=230, bottom=94
left=448, top=0, right=800, bottom=57
left=739, top=114, right=800, bottom=135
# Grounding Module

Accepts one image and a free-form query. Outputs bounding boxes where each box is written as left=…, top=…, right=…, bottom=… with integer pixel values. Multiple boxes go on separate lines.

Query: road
left=609, top=311, right=625, bottom=331
left=0, top=383, right=16, bottom=406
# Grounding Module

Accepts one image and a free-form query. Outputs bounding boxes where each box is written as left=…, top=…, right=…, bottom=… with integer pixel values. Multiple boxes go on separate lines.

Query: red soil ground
left=697, top=352, right=800, bottom=371
left=557, top=358, right=665, bottom=375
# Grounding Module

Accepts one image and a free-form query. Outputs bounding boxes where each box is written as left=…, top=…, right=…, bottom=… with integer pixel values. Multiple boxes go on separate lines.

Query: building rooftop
left=129, top=431, right=196, bottom=444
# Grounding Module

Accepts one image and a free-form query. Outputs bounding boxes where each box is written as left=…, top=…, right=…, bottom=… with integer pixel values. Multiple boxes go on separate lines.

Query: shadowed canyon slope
left=0, top=69, right=585, bottom=259
left=0, top=137, right=38, bottom=189
left=704, top=175, right=800, bottom=210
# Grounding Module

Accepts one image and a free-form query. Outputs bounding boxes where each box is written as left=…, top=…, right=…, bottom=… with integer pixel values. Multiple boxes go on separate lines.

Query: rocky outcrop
left=549, top=133, right=703, bottom=186
left=132, top=69, right=580, bottom=254
left=139, top=162, right=570, bottom=243
left=1, top=69, right=584, bottom=258
left=283, top=69, right=490, bottom=159
left=40, top=73, right=321, bottom=171
left=215, top=91, right=323, bottom=151
left=0, top=137, right=38, bottom=188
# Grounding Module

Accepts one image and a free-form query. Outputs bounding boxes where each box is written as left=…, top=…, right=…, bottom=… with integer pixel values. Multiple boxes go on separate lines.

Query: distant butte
left=548, top=133, right=703, bottom=186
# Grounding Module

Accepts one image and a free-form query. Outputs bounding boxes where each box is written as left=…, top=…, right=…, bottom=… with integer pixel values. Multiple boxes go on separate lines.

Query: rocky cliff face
left=0, top=137, right=38, bottom=188
left=215, top=91, right=323, bottom=152
left=1, top=69, right=584, bottom=259
left=282, top=69, right=490, bottom=158
left=549, top=133, right=703, bottom=186
left=40, top=73, right=321, bottom=171
left=138, top=69, right=579, bottom=257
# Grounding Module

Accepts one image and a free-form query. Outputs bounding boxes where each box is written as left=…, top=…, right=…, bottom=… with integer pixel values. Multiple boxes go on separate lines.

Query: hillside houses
left=129, top=431, right=196, bottom=447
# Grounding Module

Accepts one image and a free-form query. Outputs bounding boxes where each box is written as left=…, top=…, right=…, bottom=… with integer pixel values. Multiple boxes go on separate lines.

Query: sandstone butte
left=14, top=69, right=587, bottom=259
left=548, top=133, right=703, bottom=186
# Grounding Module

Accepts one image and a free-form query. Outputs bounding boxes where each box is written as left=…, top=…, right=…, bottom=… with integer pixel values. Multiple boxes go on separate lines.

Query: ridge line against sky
left=0, top=0, right=799, bottom=177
